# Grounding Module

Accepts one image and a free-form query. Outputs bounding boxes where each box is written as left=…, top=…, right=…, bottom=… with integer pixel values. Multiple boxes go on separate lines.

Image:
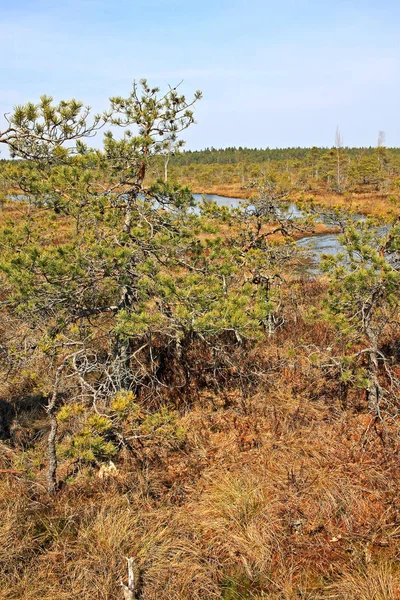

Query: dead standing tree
left=335, top=125, right=344, bottom=192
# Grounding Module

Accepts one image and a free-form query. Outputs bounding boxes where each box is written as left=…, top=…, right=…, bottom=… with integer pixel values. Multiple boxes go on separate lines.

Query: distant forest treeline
left=162, top=144, right=400, bottom=195
left=3, top=145, right=400, bottom=195
left=3, top=146, right=400, bottom=166
left=170, top=146, right=400, bottom=165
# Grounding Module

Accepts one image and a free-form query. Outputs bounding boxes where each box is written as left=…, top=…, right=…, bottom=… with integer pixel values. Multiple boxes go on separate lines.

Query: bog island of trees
left=0, top=81, right=399, bottom=599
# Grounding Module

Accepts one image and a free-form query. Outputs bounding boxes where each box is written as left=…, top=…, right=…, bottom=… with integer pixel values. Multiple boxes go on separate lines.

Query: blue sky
left=1, top=0, right=399, bottom=151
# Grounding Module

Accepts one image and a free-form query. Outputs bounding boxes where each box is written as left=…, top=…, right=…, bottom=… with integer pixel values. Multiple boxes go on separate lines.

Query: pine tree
left=322, top=217, right=400, bottom=425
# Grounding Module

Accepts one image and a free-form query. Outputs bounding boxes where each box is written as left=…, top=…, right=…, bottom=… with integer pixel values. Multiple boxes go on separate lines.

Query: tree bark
left=367, top=346, right=381, bottom=414
left=164, top=154, right=170, bottom=183
left=115, top=334, right=134, bottom=391
left=364, top=322, right=382, bottom=415
left=46, top=363, right=65, bottom=495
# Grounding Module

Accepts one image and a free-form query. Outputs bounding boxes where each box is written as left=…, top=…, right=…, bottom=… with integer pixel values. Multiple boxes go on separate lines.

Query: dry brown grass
left=299, top=189, right=400, bottom=220
left=0, top=199, right=399, bottom=598
left=1, top=373, right=399, bottom=599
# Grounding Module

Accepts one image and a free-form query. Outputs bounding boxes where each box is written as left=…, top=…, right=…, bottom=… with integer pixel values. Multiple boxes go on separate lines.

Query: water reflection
left=193, top=193, right=344, bottom=259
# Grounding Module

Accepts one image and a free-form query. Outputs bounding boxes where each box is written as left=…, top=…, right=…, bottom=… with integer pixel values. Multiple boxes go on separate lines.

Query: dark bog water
left=193, top=193, right=345, bottom=259
left=192, top=193, right=243, bottom=209
left=296, top=233, right=344, bottom=257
